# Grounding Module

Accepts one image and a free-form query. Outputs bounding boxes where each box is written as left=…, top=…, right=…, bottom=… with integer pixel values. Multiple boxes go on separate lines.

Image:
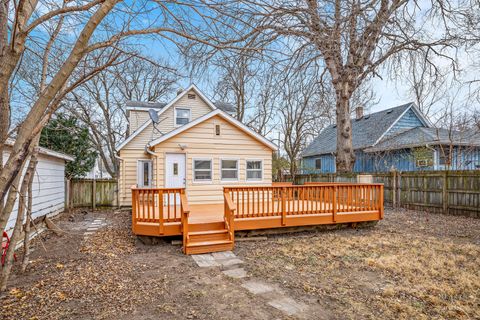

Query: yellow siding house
left=116, top=84, right=277, bottom=207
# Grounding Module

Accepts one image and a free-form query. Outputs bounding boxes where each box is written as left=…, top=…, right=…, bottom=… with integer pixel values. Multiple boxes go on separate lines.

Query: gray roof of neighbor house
left=365, top=127, right=480, bottom=152
left=126, top=101, right=167, bottom=109
left=214, top=101, right=236, bottom=113
left=302, top=102, right=414, bottom=157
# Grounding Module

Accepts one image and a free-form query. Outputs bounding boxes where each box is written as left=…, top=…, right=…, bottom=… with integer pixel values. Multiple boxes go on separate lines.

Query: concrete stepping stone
left=212, top=251, right=236, bottom=259
left=267, top=297, right=306, bottom=316
left=241, top=280, right=274, bottom=295
left=191, top=254, right=220, bottom=267
left=218, top=258, right=244, bottom=268
left=222, top=268, right=247, bottom=279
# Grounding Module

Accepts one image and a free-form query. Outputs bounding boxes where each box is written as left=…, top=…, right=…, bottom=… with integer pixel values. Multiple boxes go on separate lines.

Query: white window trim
left=137, top=159, right=153, bottom=187
left=220, top=158, right=239, bottom=182
left=174, top=107, right=191, bottom=127
left=192, top=157, right=213, bottom=183
left=245, top=159, right=263, bottom=182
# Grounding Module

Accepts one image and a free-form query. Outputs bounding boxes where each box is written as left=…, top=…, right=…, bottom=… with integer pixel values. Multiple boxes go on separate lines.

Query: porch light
left=178, top=143, right=188, bottom=150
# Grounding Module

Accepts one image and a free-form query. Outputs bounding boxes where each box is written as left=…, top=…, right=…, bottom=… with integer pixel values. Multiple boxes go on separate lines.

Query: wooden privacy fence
left=68, top=179, right=118, bottom=208
left=282, top=171, right=480, bottom=218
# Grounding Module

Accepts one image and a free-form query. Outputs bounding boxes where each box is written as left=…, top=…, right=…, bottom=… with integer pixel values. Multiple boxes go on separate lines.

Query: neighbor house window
left=193, top=159, right=212, bottom=181
left=221, top=159, right=238, bottom=180
left=246, top=160, right=262, bottom=181
left=137, top=160, right=152, bottom=187
left=315, top=158, right=322, bottom=170
left=175, top=108, right=191, bottom=126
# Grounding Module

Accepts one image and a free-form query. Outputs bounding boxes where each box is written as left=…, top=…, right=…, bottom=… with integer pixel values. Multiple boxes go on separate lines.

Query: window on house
left=221, top=159, right=238, bottom=180
left=246, top=160, right=262, bottom=181
left=175, top=108, right=191, bottom=126
left=315, top=158, right=322, bottom=170
left=193, top=159, right=212, bottom=181
left=215, top=124, right=221, bottom=136
left=137, top=160, right=152, bottom=187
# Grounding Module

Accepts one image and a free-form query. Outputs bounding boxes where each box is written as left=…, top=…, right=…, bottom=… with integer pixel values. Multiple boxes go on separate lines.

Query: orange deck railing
left=132, top=183, right=384, bottom=240
left=224, top=184, right=384, bottom=224
left=131, top=187, right=186, bottom=234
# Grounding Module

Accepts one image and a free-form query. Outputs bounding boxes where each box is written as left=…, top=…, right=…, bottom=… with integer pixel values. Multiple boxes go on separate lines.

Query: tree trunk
left=335, top=91, right=355, bottom=173
left=0, top=155, right=34, bottom=291
left=21, top=144, right=38, bottom=272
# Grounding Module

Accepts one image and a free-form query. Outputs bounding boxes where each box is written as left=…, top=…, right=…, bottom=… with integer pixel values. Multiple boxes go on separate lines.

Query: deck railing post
left=132, top=188, right=137, bottom=233
left=281, top=187, right=287, bottom=226
left=332, top=186, right=337, bottom=222
left=379, top=185, right=384, bottom=219
left=158, top=189, right=164, bottom=234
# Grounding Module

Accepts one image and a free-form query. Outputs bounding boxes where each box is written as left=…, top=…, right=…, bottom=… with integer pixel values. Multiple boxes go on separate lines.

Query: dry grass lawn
left=237, top=209, right=480, bottom=320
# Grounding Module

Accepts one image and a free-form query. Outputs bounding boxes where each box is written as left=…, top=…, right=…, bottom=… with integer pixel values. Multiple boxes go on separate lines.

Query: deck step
left=185, top=239, right=234, bottom=255
left=188, top=229, right=229, bottom=242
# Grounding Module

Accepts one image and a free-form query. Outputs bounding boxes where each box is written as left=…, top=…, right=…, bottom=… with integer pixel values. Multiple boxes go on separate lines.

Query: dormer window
left=175, top=108, right=191, bottom=126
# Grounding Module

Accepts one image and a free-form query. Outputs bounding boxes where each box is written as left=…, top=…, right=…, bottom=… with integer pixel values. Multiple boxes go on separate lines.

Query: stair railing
left=223, top=190, right=236, bottom=243
left=180, top=189, right=190, bottom=253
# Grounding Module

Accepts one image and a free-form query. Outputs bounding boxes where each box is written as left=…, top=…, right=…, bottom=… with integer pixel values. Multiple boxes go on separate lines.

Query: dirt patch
left=1, top=209, right=289, bottom=319
left=2, top=208, right=479, bottom=319
left=237, top=208, right=480, bottom=320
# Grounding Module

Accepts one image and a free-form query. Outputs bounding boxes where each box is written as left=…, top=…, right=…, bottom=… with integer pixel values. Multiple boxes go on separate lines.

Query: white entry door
left=165, top=153, right=186, bottom=189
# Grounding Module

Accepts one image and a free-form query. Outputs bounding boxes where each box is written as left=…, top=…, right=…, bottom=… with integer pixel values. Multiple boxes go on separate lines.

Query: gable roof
left=116, top=84, right=217, bottom=150
left=147, top=109, right=278, bottom=150
left=364, top=127, right=480, bottom=152
left=302, top=102, right=429, bottom=157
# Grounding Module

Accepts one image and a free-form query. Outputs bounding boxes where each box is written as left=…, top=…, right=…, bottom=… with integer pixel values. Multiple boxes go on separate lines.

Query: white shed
left=3, top=140, right=74, bottom=233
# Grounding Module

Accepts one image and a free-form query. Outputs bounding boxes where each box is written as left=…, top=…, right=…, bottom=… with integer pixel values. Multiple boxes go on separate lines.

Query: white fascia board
left=147, top=109, right=278, bottom=151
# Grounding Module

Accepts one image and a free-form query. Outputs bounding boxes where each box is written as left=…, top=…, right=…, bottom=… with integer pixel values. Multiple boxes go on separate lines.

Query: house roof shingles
left=365, top=127, right=480, bottom=152
left=302, top=102, right=413, bottom=157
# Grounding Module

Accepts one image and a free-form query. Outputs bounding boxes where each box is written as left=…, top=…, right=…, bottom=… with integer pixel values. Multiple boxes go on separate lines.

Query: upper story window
left=175, top=108, right=191, bottom=126
left=315, top=158, right=322, bottom=170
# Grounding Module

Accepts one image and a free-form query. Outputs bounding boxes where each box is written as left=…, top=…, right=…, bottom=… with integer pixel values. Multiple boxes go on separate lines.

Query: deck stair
left=184, top=222, right=234, bottom=254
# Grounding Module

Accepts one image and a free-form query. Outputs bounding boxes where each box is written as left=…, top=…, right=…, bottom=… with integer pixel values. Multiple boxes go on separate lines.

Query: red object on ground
left=2, top=231, right=17, bottom=266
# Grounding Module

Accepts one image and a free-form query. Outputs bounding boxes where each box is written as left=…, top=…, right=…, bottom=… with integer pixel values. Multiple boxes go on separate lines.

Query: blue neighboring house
left=302, top=103, right=480, bottom=173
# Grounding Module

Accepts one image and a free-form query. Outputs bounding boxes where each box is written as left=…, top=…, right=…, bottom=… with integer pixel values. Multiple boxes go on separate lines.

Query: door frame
left=164, top=152, right=187, bottom=189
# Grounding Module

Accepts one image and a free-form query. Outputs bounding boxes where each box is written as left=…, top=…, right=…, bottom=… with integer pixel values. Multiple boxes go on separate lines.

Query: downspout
left=114, top=153, right=124, bottom=207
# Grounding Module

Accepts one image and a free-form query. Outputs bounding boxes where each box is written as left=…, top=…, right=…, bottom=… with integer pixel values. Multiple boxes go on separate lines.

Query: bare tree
left=0, top=0, right=255, bottom=290
left=226, top=0, right=467, bottom=172
left=279, top=69, right=331, bottom=177
left=67, top=56, right=179, bottom=178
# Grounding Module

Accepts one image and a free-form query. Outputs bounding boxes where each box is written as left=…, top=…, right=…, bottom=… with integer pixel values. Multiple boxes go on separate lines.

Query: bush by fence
left=279, top=171, right=480, bottom=218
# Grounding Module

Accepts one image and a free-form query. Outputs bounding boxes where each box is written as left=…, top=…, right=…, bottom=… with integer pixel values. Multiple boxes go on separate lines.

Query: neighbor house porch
left=131, top=183, right=384, bottom=254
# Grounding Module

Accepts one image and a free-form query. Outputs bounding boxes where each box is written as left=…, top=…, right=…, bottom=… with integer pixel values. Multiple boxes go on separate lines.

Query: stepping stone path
left=191, top=251, right=309, bottom=317
left=83, top=217, right=107, bottom=239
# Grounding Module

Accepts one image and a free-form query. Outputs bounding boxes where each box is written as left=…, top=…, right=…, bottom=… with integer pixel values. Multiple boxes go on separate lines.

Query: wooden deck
left=132, top=184, right=384, bottom=254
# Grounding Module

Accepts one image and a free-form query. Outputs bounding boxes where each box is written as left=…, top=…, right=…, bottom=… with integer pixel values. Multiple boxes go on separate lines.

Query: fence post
left=92, top=178, right=96, bottom=210
left=397, top=172, right=402, bottom=208
left=65, top=178, right=70, bottom=212
left=442, top=171, right=448, bottom=214
left=281, top=187, right=286, bottom=226
left=392, top=171, right=396, bottom=208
